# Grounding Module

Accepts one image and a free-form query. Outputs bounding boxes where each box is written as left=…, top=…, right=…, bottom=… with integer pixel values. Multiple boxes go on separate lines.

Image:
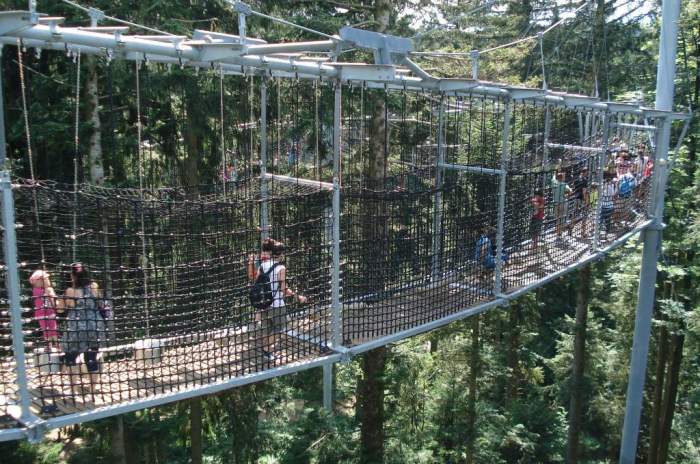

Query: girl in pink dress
left=29, top=269, right=59, bottom=350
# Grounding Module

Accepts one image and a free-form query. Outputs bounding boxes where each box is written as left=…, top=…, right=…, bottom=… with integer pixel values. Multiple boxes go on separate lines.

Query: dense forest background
left=1, top=0, right=699, bottom=463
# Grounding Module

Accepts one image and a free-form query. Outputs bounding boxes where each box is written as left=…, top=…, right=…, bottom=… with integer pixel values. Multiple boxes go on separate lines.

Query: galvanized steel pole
left=494, top=101, right=512, bottom=296
left=619, top=0, right=680, bottom=461
left=431, top=94, right=446, bottom=280
left=325, top=79, right=343, bottom=411
left=259, top=77, right=269, bottom=240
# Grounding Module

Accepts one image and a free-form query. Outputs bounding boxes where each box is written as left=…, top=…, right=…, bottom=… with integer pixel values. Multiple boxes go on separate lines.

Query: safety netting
left=0, top=77, right=658, bottom=425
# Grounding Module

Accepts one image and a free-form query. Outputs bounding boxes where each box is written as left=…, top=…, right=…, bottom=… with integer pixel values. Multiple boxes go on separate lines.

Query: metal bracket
left=339, top=26, right=413, bottom=65
left=233, top=1, right=253, bottom=15
left=87, top=7, right=105, bottom=25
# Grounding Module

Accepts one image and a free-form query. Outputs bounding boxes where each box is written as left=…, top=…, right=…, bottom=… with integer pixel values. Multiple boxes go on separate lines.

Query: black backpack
left=249, top=263, right=280, bottom=309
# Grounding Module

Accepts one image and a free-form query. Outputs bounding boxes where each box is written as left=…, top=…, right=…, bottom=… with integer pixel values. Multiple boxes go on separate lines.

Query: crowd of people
left=474, top=142, right=655, bottom=283
left=528, top=142, right=653, bottom=250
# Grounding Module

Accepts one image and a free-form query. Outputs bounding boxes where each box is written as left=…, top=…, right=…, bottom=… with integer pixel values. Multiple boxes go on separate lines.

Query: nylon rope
left=17, top=40, right=46, bottom=268
left=220, top=66, right=226, bottom=196
left=72, top=50, right=81, bottom=262
left=314, top=79, right=320, bottom=182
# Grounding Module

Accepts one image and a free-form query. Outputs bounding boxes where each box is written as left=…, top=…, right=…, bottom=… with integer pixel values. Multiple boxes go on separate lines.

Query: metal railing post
left=1, top=44, right=40, bottom=440
left=1, top=172, right=37, bottom=431
left=592, top=113, right=611, bottom=251
left=324, top=79, right=343, bottom=411
left=493, top=100, right=512, bottom=296
left=541, top=105, right=552, bottom=189
left=431, top=93, right=446, bottom=280
left=259, top=76, right=269, bottom=240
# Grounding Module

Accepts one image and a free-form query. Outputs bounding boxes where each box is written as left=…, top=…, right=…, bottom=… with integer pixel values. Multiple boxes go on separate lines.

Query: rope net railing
left=0, top=72, right=662, bottom=428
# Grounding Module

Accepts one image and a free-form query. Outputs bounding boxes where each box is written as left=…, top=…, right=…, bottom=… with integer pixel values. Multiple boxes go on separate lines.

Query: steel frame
left=0, top=1, right=690, bottom=448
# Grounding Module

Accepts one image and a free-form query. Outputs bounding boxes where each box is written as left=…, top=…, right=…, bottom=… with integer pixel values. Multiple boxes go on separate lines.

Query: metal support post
left=470, top=50, right=479, bottom=80
left=322, top=362, right=333, bottom=411
left=259, top=77, right=269, bottom=240
left=592, top=114, right=611, bottom=251
left=1, top=172, right=35, bottom=428
left=431, top=94, right=446, bottom=280
left=237, top=4, right=247, bottom=43
left=493, top=101, right=511, bottom=296
left=325, top=80, right=343, bottom=410
left=0, top=46, right=5, bottom=168
left=330, top=80, right=342, bottom=349
left=619, top=0, right=680, bottom=461
left=1, top=52, right=39, bottom=432
left=542, top=105, right=552, bottom=188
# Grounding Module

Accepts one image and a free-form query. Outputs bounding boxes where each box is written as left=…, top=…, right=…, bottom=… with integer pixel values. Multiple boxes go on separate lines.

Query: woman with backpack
left=247, top=238, right=307, bottom=364
left=60, top=263, right=106, bottom=392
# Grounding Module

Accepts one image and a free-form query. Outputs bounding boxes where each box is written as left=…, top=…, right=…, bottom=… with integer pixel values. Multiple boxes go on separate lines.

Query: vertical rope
left=220, top=67, right=226, bottom=196
left=72, top=51, right=81, bottom=262
left=136, top=61, right=150, bottom=336
left=17, top=41, right=46, bottom=267
left=277, top=77, right=282, bottom=175
left=315, top=79, right=320, bottom=181
left=17, top=42, right=35, bottom=181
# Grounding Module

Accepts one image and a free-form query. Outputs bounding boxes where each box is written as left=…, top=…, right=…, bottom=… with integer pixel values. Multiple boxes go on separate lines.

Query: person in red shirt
left=530, top=188, right=545, bottom=250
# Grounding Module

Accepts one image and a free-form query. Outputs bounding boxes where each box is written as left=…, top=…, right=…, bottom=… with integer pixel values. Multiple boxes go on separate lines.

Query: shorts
left=64, top=349, right=100, bottom=372
left=530, top=217, right=543, bottom=235
left=261, top=305, right=286, bottom=334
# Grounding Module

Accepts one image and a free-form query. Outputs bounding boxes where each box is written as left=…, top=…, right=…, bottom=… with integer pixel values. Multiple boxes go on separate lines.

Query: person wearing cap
left=247, top=238, right=307, bottom=364
left=29, top=269, right=60, bottom=350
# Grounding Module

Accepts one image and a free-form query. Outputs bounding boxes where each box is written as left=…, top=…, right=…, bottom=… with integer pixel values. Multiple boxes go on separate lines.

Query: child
left=552, top=171, right=573, bottom=240
left=29, top=269, right=60, bottom=350
left=530, top=189, right=545, bottom=250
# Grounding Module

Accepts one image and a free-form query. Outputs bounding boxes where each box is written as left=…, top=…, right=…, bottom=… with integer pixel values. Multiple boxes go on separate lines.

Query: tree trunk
left=356, top=2, right=392, bottom=463
left=111, top=415, right=127, bottom=464
left=567, top=265, right=590, bottom=463
left=647, top=325, right=669, bottom=464
left=466, top=315, right=480, bottom=464
left=592, top=0, right=608, bottom=98
left=656, top=333, right=684, bottom=464
left=85, top=55, right=104, bottom=183
left=358, top=346, right=387, bottom=464
left=190, top=398, right=203, bottom=464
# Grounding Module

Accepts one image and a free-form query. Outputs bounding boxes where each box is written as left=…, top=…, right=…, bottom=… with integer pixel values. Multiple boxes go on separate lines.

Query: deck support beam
left=619, top=0, right=680, bottom=460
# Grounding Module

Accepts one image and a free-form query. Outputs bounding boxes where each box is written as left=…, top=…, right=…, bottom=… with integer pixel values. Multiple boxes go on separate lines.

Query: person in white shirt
left=248, top=238, right=307, bottom=362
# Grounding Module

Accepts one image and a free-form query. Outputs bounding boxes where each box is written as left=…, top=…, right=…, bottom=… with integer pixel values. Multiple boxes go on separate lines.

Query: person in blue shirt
left=475, top=225, right=508, bottom=272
